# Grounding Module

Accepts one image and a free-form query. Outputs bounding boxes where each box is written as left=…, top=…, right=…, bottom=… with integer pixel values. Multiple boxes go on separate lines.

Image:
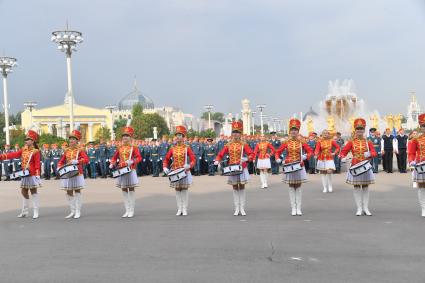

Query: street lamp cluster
left=0, top=56, right=18, bottom=145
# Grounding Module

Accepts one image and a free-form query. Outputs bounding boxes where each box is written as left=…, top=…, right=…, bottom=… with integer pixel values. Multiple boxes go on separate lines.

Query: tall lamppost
left=251, top=111, right=256, bottom=135
left=105, top=105, right=116, bottom=140
left=24, top=101, right=37, bottom=131
left=51, top=26, right=83, bottom=133
left=0, top=56, right=17, bottom=145
left=204, top=104, right=214, bottom=130
left=256, top=104, right=266, bottom=135
left=272, top=117, right=279, bottom=133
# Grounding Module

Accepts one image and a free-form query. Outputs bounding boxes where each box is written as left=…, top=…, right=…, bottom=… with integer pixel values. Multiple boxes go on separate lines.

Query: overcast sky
left=1, top=0, right=424, bottom=119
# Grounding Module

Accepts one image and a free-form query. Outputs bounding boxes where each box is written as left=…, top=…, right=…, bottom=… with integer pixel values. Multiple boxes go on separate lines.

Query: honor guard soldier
left=381, top=128, right=397, bottom=173
left=97, top=139, right=108, bottom=178
left=158, top=137, right=169, bottom=176
left=107, top=141, right=117, bottom=177
left=3, top=144, right=13, bottom=181
left=368, top=128, right=381, bottom=173
left=395, top=128, right=408, bottom=173
left=87, top=142, right=98, bottom=179
left=51, top=144, right=62, bottom=179
left=270, top=132, right=281, bottom=175
left=0, top=130, right=42, bottom=218
left=41, top=144, right=52, bottom=180
left=141, top=141, right=151, bottom=175
left=333, top=132, right=344, bottom=173
left=190, top=136, right=203, bottom=176
left=307, top=133, right=317, bottom=174
left=339, top=118, right=377, bottom=216
left=204, top=138, right=217, bottom=176
left=150, top=139, right=161, bottom=177
left=408, top=113, right=425, bottom=217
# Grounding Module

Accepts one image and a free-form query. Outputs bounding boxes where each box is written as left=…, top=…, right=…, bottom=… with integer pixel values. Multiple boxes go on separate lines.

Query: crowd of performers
left=1, top=114, right=425, bottom=220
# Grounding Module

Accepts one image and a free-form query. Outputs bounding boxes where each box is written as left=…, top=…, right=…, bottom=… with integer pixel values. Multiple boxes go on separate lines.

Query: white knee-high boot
left=18, top=197, right=30, bottom=218
left=65, top=195, right=75, bottom=219
left=233, top=189, right=240, bottom=216
left=128, top=191, right=135, bottom=218
left=259, top=171, right=265, bottom=188
left=321, top=175, right=328, bottom=193
left=327, top=174, right=333, bottom=193
left=239, top=189, right=246, bottom=216
left=31, top=193, right=39, bottom=219
left=353, top=188, right=363, bottom=216
left=176, top=191, right=182, bottom=216
left=295, top=188, right=302, bottom=215
left=182, top=190, right=189, bottom=216
left=121, top=191, right=130, bottom=218
left=289, top=188, right=296, bottom=216
left=418, top=188, right=425, bottom=217
left=362, top=186, right=372, bottom=216
left=73, top=193, right=82, bottom=219
left=264, top=172, right=269, bottom=188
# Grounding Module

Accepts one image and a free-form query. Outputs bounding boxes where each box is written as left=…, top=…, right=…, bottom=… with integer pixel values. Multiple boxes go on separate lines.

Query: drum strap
left=240, top=143, right=244, bottom=165
left=185, top=147, right=188, bottom=166
left=25, top=151, right=34, bottom=170
left=128, top=146, right=133, bottom=162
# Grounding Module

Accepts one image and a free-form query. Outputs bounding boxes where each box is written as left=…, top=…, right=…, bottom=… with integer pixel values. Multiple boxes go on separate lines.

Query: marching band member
left=339, top=118, right=377, bottom=216
left=163, top=125, right=196, bottom=216
left=0, top=130, right=42, bottom=218
left=274, top=119, right=313, bottom=216
left=58, top=130, right=89, bottom=219
left=253, top=134, right=275, bottom=189
left=408, top=114, right=425, bottom=217
left=314, top=130, right=340, bottom=193
left=215, top=121, right=254, bottom=216
left=109, top=126, right=142, bottom=218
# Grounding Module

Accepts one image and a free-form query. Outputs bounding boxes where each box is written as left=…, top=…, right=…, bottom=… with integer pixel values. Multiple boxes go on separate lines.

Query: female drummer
left=408, top=113, right=425, bottom=217
left=339, top=118, right=377, bottom=216
left=163, top=125, right=195, bottom=216
left=274, top=118, right=313, bottom=216
left=314, top=130, right=340, bottom=193
left=215, top=121, right=254, bottom=216
left=253, top=134, right=275, bottom=189
left=58, top=130, right=89, bottom=219
left=109, top=126, right=142, bottom=218
left=0, top=130, right=41, bottom=219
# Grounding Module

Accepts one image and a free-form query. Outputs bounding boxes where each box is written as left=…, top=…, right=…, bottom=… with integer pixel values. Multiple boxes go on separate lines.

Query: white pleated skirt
left=283, top=167, right=307, bottom=185
left=346, top=169, right=375, bottom=186
left=170, top=171, right=193, bottom=190
left=21, top=176, right=41, bottom=189
left=116, top=170, right=139, bottom=189
left=61, top=175, right=85, bottom=190
left=257, top=158, right=271, bottom=169
left=227, top=168, right=250, bottom=185
left=413, top=171, right=425, bottom=183
left=316, top=160, right=336, bottom=171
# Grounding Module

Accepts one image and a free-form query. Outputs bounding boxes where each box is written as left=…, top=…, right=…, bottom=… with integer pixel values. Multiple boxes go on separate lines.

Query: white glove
left=109, top=164, right=114, bottom=169
left=126, top=160, right=134, bottom=166
left=410, top=161, right=416, bottom=166
left=184, top=164, right=190, bottom=170
left=302, top=154, right=307, bottom=161
left=341, top=157, right=347, bottom=163
left=199, top=156, right=202, bottom=160
left=364, top=152, right=371, bottom=158
left=163, top=167, right=170, bottom=174
left=50, top=162, right=54, bottom=165
left=241, top=157, right=248, bottom=162
left=276, top=159, right=282, bottom=164
left=214, top=161, right=219, bottom=166
left=71, top=159, right=78, bottom=165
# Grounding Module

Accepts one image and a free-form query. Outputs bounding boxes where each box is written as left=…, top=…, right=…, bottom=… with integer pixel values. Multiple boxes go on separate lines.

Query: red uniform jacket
left=163, top=144, right=196, bottom=170
left=0, top=146, right=41, bottom=176
left=274, top=139, right=313, bottom=166
left=254, top=141, right=275, bottom=159
left=339, top=138, right=377, bottom=166
left=110, top=145, right=142, bottom=169
left=314, top=139, right=341, bottom=161
left=408, top=134, right=425, bottom=163
left=216, top=142, right=254, bottom=169
left=58, top=146, right=89, bottom=175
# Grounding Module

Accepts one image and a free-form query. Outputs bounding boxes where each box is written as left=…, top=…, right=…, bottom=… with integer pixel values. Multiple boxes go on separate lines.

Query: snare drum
left=9, top=169, right=30, bottom=180
left=168, top=168, right=188, bottom=183
left=222, top=164, right=243, bottom=176
left=57, top=164, right=79, bottom=179
left=112, top=166, right=132, bottom=178
left=349, top=160, right=372, bottom=176
left=282, top=162, right=302, bottom=174
left=415, top=161, right=425, bottom=174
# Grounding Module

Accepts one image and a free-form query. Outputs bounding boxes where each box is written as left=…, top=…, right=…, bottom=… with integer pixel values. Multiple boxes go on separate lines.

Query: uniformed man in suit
left=204, top=138, right=217, bottom=176
left=334, top=132, right=344, bottom=173
left=150, top=139, right=160, bottom=177
left=158, top=137, right=169, bottom=177
left=41, top=144, right=52, bottom=180
left=381, top=128, right=397, bottom=173
left=270, top=132, right=281, bottom=175
left=87, top=142, right=98, bottom=179
left=367, top=128, right=381, bottom=173
left=191, top=136, right=203, bottom=176
left=142, top=141, right=151, bottom=175
left=107, top=141, right=117, bottom=177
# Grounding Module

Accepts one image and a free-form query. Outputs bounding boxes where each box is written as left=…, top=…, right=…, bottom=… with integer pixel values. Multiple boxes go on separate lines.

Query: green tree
left=94, top=126, right=111, bottom=141
left=133, top=113, right=169, bottom=139
left=113, top=118, right=127, bottom=140
left=38, top=133, right=66, bottom=146
left=201, top=112, right=225, bottom=123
